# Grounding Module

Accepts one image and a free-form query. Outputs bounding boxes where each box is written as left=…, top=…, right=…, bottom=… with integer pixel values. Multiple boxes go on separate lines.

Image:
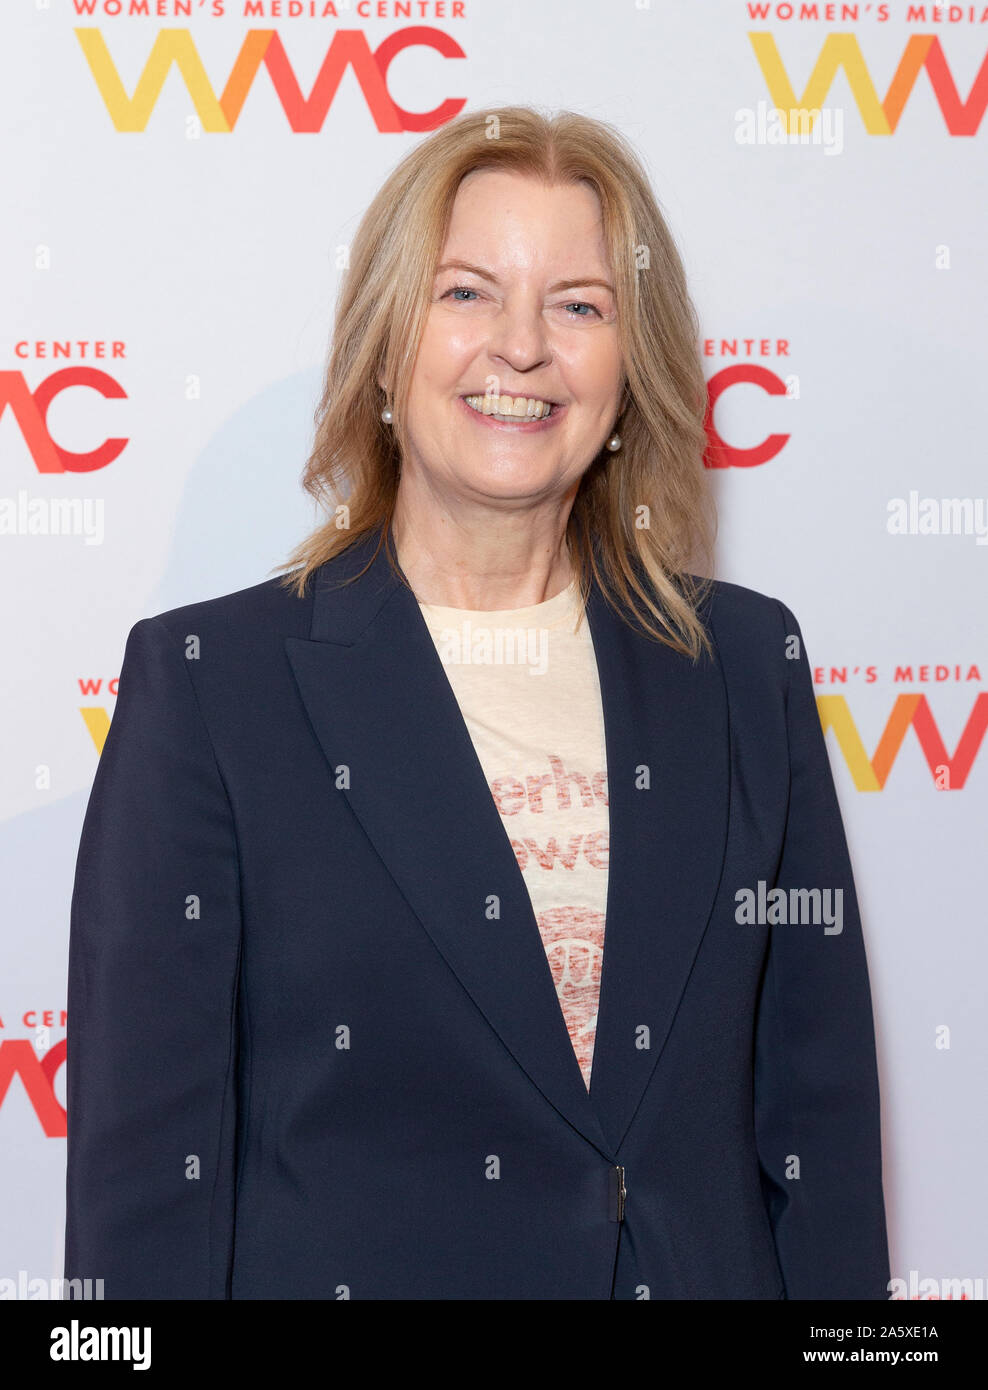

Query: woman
left=64, top=107, right=890, bottom=1300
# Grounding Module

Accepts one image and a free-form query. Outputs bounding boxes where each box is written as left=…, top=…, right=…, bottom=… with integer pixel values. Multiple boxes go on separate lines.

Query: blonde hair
left=278, top=106, right=716, bottom=659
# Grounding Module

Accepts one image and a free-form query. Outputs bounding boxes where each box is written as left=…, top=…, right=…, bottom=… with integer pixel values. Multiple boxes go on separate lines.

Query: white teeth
left=463, top=393, right=554, bottom=420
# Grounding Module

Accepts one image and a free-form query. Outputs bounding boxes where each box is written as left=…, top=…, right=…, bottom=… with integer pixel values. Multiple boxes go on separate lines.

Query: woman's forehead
left=441, top=175, right=611, bottom=271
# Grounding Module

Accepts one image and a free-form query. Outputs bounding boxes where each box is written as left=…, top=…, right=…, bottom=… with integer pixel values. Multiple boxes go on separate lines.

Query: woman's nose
left=486, top=297, right=551, bottom=372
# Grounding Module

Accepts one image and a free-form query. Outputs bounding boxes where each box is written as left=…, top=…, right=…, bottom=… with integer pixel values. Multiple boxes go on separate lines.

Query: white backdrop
left=2, top=0, right=986, bottom=1299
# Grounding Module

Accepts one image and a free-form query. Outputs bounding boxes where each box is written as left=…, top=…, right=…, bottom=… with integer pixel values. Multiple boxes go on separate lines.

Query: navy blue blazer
left=64, top=527, right=890, bottom=1300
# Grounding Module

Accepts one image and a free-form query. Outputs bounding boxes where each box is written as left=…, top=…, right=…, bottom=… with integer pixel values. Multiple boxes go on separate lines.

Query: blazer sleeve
left=752, top=600, right=891, bottom=1300
left=64, top=616, right=243, bottom=1299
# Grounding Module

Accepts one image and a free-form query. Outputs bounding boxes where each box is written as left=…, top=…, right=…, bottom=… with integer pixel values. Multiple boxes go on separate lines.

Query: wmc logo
left=75, top=27, right=466, bottom=133
left=0, top=1038, right=66, bottom=1137
left=749, top=32, right=988, bottom=136
left=70, top=28, right=986, bottom=136
left=0, top=371, right=127, bottom=473
left=817, top=695, right=988, bottom=791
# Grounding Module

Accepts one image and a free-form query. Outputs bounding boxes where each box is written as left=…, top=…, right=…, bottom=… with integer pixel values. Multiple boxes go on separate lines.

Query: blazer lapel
left=583, top=577, right=729, bottom=1153
left=284, top=528, right=730, bottom=1161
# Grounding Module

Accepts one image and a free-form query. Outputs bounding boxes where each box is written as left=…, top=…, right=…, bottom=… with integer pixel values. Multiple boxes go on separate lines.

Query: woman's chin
left=458, top=464, right=566, bottom=501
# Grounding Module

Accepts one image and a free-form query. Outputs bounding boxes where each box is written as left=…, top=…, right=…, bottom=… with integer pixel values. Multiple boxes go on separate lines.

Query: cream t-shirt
left=417, top=579, right=609, bottom=1091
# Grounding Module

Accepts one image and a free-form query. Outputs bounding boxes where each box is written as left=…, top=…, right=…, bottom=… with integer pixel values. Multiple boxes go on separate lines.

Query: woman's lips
left=457, top=395, right=566, bottom=431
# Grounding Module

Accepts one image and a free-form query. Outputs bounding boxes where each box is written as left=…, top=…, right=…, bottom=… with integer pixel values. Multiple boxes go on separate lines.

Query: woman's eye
left=441, top=288, right=601, bottom=317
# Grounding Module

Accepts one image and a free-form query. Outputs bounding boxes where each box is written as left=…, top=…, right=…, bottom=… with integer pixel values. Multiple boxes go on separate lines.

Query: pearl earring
left=606, top=432, right=622, bottom=452
left=381, top=406, right=393, bottom=424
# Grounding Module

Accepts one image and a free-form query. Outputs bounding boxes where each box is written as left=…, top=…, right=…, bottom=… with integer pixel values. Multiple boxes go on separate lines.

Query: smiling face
left=394, top=169, right=626, bottom=517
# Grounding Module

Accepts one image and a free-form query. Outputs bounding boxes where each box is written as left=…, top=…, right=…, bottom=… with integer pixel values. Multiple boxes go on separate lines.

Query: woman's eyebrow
left=435, top=259, right=615, bottom=295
